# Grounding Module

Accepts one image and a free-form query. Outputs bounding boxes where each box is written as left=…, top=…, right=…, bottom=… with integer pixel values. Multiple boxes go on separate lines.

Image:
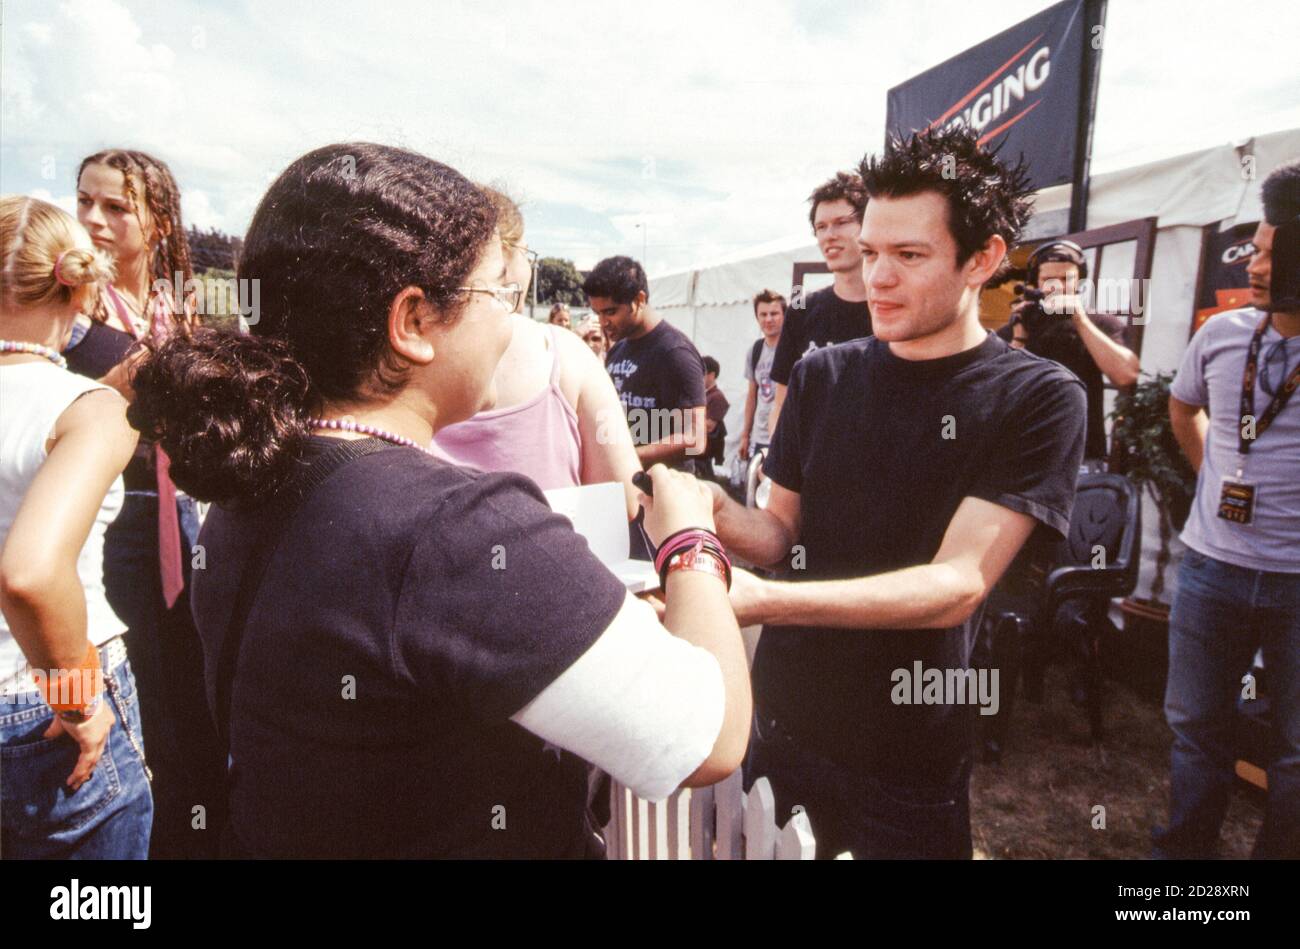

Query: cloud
left=28, top=188, right=76, bottom=215
left=2, top=0, right=1297, bottom=275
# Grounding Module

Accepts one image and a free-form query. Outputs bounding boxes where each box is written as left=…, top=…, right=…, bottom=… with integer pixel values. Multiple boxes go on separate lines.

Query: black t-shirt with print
left=605, top=318, right=706, bottom=468
left=769, top=285, right=872, bottom=387
left=996, top=313, right=1129, bottom=459
left=758, top=334, right=1086, bottom=785
left=190, top=437, right=627, bottom=858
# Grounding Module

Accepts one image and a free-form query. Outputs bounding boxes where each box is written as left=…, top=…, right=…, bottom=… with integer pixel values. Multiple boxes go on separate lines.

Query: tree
left=534, top=257, right=586, bottom=306
left=186, top=225, right=242, bottom=273
left=1109, top=370, right=1196, bottom=603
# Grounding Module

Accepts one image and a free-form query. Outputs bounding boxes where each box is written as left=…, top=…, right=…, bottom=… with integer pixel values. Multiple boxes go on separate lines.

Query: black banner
left=886, top=0, right=1089, bottom=191
left=1193, top=221, right=1258, bottom=334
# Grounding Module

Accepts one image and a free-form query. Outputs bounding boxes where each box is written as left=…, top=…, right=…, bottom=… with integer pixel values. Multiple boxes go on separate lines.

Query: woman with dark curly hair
left=130, top=143, right=751, bottom=858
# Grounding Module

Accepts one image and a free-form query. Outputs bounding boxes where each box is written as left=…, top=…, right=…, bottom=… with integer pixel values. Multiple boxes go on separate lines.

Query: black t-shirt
left=65, top=319, right=135, bottom=378
left=190, top=437, right=627, bottom=858
left=758, top=333, right=1086, bottom=784
left=605, top=318, right=706, bottom=467
left=64, top=320, right=154, bottom=488
left=769, top=285, right=872, bottom=387
left=996, top=313, right=1128, bottom=459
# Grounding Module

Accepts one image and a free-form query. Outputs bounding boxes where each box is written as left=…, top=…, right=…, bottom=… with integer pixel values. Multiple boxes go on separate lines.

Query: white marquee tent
left=647, top=127, right=1300, bottom=601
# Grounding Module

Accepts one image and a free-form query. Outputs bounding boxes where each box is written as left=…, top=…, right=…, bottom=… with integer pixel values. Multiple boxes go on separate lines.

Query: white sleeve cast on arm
left=510, top=591, right=725, bottom=802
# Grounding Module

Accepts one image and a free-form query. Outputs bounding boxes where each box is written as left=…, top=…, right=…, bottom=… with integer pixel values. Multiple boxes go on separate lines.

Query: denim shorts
left=0, top=640, right=154, bottom=859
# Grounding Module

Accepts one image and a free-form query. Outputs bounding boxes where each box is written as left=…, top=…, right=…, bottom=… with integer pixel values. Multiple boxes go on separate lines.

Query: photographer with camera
left=997, top=240, right=1138, bottom=459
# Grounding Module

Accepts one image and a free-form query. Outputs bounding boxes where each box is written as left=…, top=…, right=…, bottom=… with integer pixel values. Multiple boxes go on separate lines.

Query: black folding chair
left=981, top=472, right=1142, bottom=750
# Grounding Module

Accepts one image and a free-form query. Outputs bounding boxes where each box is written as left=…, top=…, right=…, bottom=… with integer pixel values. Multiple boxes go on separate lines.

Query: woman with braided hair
left=69, top=149, right=223, bottom=858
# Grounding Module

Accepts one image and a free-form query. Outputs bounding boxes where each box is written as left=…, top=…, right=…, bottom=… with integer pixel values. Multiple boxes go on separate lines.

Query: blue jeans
left=1155, top=548, right=1300, bottom=858
left=104, top=491, right=226, bottom=858
left=742, top=710, right=973, bottom=859
left=0, top=645, right=153, bottom=859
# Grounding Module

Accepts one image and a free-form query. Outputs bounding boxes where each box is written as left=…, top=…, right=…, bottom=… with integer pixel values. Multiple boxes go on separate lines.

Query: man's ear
left=387, top=286, right=437, bottom=365
left=965, top=234, right=1007, bottom=288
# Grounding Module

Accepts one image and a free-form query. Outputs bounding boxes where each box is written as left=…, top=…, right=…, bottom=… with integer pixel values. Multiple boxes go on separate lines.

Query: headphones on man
left=1026, top=239, right=1089, bottom=284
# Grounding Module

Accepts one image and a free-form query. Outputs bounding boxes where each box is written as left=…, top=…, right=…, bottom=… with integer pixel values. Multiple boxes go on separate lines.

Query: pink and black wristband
left=653, top=528, right=726, bottom=575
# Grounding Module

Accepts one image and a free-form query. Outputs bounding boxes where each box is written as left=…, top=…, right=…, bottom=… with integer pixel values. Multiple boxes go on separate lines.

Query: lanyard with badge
left=1220, top=314, right=1300, bottom=525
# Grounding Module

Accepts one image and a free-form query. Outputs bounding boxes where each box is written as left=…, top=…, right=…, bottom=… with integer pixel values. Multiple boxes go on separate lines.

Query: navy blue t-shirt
left=191, top=437, right=626, bottom=857
left=769, top=285, right=872, bottom=387
left=605, top=319, right=706, bottom=471
left=757, top=333, right=1086, bottom=784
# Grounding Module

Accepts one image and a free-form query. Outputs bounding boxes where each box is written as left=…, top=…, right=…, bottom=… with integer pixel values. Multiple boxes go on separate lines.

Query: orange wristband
left=33, top=641, right=103, bottom=714
left=665, top=546, right=729, bottom=587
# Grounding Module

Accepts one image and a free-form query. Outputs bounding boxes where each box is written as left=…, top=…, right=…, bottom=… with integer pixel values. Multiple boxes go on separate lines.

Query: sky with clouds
left=2, top=0, right=1298, bottom=276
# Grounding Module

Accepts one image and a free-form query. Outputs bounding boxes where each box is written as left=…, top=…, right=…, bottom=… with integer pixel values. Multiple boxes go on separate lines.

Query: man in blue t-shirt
left=708, top=128, right=1085, bottom=859
left=740, top=289, right=786, bottom=461
left=587, top=256, right=707, bottom=475
left=1157, top=159, right=1300, bottom=859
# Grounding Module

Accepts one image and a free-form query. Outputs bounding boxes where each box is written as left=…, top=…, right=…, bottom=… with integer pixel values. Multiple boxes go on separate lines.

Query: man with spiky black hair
left=708, top=126, right=1086, bottom=858
left=1160, top=158, right=1300, bottom=859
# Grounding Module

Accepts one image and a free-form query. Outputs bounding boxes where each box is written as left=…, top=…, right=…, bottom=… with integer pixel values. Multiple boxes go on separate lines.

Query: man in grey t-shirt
left=740, top=289, right=786, bottom=460
left=1157, top=159, right=1300, bottom=859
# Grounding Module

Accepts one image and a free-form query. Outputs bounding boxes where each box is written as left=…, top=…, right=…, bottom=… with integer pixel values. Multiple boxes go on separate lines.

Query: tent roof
left=651, top=127, right=1300, bottom=308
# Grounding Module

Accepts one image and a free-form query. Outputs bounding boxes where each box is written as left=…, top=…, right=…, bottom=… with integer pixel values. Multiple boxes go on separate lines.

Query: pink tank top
left=431, top=325, right=583, bottom=489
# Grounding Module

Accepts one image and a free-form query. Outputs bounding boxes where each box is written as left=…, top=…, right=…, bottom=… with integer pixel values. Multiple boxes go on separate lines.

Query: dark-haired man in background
left=709, top=127, right=1086, bottom=859
left=585, top=255, right=707, bottom=472
left=769, top=171, right=873, bottom=433
left=1157, top=158, right=1300, bottom=859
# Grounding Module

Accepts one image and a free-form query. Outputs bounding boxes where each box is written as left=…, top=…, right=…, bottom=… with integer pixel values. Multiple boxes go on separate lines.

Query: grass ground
left=969, top=664, right=1264, bottom=859
left=737, top=624, right=1264, bottom=859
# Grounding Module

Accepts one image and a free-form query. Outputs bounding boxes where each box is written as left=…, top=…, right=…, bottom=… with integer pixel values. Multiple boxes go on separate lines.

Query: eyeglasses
left=455, top=282, right=523, bottom=311
left=813, top=214, right=861, bottom=237
left=1261, top=338, right=1294, bottom=397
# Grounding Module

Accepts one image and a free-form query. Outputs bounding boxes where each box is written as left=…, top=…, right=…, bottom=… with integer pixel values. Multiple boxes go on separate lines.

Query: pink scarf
left=105, top=283, right=185, bottom=609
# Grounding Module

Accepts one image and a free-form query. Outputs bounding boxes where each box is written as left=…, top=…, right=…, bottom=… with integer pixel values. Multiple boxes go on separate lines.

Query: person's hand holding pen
left=631, top=468, right=717, bottom=547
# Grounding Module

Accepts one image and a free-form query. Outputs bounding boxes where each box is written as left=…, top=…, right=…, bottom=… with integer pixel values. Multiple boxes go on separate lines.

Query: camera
left=1010, top=239, right=1089, bottom=341
left=1010, top=284, right=1060, bottom=337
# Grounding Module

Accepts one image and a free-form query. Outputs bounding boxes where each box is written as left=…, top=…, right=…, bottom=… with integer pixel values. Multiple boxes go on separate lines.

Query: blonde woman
left=0, top=196, right=149, bottom=858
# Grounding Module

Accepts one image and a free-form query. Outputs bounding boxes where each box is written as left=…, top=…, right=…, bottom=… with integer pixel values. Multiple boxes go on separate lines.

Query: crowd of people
left=0, top=128, right=1296, bottom=859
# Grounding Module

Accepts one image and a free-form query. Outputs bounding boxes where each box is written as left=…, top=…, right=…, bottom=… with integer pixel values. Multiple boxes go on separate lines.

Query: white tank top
left=0, top=361, right=127, bottom=688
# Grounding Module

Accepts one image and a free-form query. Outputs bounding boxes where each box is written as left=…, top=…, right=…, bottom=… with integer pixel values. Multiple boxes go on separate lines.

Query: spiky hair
left=858, top=126, right=1035, bottom=271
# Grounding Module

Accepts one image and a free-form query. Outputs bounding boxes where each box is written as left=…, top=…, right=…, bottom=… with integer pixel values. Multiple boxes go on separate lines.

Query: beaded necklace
left=307, top=417, right=432, bottom=454
left=0, top=340, right=68, bottom=369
